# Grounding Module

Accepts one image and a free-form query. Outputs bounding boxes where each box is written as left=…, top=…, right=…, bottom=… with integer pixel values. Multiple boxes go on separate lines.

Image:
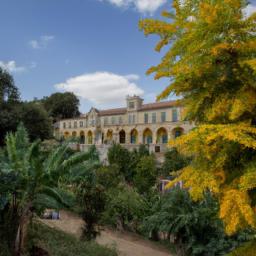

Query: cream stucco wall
left=55, top=103, right=194, bottom=150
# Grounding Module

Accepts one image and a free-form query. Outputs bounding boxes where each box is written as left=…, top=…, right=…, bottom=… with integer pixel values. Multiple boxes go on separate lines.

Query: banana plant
left=0, top=124, right=97, bottom=255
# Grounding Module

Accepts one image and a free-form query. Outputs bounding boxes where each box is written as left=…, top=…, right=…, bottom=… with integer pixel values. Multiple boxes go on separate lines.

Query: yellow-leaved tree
left=139, top=0, right=256, bottom=235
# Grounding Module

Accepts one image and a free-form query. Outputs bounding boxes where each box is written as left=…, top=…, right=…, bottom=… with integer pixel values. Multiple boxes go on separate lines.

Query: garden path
left=41, top=210, right=172, bottom=256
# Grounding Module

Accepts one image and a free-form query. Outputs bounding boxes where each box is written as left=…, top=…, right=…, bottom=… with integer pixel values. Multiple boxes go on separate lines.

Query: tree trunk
left=116, top=216, right=125, bottom=232
left=14, top=203, right=32, bottom=256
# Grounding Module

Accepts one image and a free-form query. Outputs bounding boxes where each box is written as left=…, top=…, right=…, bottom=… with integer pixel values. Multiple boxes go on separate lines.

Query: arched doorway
left=72, top=131, right=77, bottom=137
left=143, top=128, right=153, bottom=144
left=119, top=130, right=126, bottom=144
left=64, top=131, right=70, bottom=139
left=80, top=131, right=85, bottom=144
left=107, top=130, right=113, bottom=143
left=157, top=127, right=168, bottom=144
left=130, top=129, right=138, bottom=144
left=172, top=127, right=184, bottom=138
left=87, top=131, right=93, bottom=144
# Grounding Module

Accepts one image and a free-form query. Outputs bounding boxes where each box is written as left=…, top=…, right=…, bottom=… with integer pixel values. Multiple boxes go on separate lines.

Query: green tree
left=0, top=68, right=21, bottom=145
left=70, top=146, right=106, bottom=240
left=42, top=92, right=80, bottom=121
left=133, top=155, right=157, bottom=195
left=21, top=102, right=52, bottom=141
left=107, top=144, right=134, bottom=182
left=161, top=148, right=191, bottom=178
left=140, top=0, right=256, bottom=234
left=0, top=124, right=94, bottom=255
left=96, top=164, right=123, bottom=189
left=136, top=144, right=150, bottom=158
left=0, top=67, right=20, bottom=104
left=75, top=178, right=106, bottom=241
left=103, top=184, right=147, bottom=232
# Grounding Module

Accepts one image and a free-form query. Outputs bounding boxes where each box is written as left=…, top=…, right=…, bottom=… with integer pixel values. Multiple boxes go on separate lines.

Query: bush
left=107, top=144, right=134, bottom=181
left=78, top=183, right=106, bottom=241
left=133, top=155, right=157, bottom=195
left=160, top=148, right=191, bottom=178
left=96, top=164, right=123, bottom=189
left=142, top=187, right=254, bottom=256
left=102, top=184, right=147, bottom=232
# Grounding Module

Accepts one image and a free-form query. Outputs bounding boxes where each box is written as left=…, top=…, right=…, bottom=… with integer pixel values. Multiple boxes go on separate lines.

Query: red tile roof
left=99, top=100, right=181, bottom=116
left=139, top=100, right=179, bottom=111
left=99, top=108, right=127, bottom=116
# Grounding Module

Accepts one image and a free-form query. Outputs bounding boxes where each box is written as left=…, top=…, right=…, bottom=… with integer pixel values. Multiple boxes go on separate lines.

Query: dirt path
left=41, top=210, right=172, bottom=256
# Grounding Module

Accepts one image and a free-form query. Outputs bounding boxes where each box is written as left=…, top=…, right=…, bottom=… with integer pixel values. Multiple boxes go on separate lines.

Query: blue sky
left=1, top=0, right=256, bottom=112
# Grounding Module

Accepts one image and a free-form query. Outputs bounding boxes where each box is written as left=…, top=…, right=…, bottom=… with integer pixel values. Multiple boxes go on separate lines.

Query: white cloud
left=102, top=0, right=166, bottom=14
left=243, top=4, right=256, bottom=18
left=54, top=71, right=144, bottom=108
left=0, top=61, right=26, bottom=73
left=0, top=61, right=37, bottom=73
left=29, top=35, right=55, bottom=49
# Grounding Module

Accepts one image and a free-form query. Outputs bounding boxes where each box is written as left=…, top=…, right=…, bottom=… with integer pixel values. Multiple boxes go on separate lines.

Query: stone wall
left=70, top=143, right=168, bottom=163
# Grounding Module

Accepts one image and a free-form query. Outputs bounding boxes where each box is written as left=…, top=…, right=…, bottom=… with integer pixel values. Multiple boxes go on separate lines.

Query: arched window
left=87, top=131, right=93, bottom=144
left=107, top=130, right=113, bottom=142
left=157, top=128, right=168, bottom=144
left=130, top=129, right=138, bottom=144
left=119, top=130, right=126, bottom=144
left=80, top=131, right=85, bottom=144
left=172, top=127, right=184, bottom=138
left=143, top=128, right=153, bottom=144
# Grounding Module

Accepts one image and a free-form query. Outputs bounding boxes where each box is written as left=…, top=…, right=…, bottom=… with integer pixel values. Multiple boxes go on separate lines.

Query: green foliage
left=0, top=124, right=95, bottom=253
left=42, top=92, right=80, bottom=121
left=0, top=70, right=82, bottom=144
left=102, top=184, right=147, bottom=231
left=160, top=148, right=191, bottom=178
left=96, top=164, right=123, bottom=189
left=142, top=187, right=254, bottom=255
left=77, top=182, right=106, bottom=240
left=0, top=68, right=21, bottom=145
left=107, top=144, right=134, bottom=181
left=0, top=67, right=20, bottom=105
left=103, top=144, right=157, bottom=231
left=21, top=102, right=52, bottom=141
left=133, top=155, right=157, bottom=194
left=28, top=222, right=117, bottom=256
left=136, top=144, right=150, bottom=158
left=69, top=146, right=105, bottom=240
left=107, top=144, right=152, bottom=183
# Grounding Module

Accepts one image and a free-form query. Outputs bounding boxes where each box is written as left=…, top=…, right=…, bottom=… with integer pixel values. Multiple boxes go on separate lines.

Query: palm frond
left=37, top=186, right=74, bottom=208
left=60, top=151, right=95, bottom=174
left=44, top=143, right=70, bottom=173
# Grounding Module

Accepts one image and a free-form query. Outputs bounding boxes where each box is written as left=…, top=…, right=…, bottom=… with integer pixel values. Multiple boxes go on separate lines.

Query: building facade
left=54, top=96, right=194, bottom=154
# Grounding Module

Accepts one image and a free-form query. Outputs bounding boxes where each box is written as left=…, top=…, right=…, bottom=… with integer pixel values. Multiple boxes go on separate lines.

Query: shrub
left=142, top=187, right=254, bottom=255
left=133, top=155, right=157, bottom=195
left=102, top=184, right=147, bottom=232
left=107, top=144, right=134, bottom=181
left=160, top=148, right=191, bottom=178
left=96, top=164, right=123, bottom=189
